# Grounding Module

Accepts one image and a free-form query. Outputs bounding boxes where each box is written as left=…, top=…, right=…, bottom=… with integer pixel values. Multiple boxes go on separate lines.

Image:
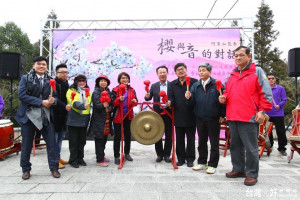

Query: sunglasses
left=268, top=78, right=275, bottom=80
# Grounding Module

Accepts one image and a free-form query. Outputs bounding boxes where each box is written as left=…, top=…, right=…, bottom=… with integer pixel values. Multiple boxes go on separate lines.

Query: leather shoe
left=279, top=150, right=287, bottom=156
left=51, top=169, right=61, bottom=178
left=115, top=157, right=120, bottom=165
left=78, top=160, right=87, bottom=166
left=59, top=158, right=69, bottom=164
left=176, top=161, right=185, bottom=166
left=59, top=162, right=65, bottom=169
left=244, top=177, right=258, bottom=186
left=156, top=156, right=163, bottom=162
left=187, top=162, right=194, bottom=167
left=164, top=157, right=171, bottom=163
left=70, top=162, right=79, bottom=168
left=226, top=171, right=246, bottom=178
left=22, top=171, right=30, bottom=180
left=125, top=154, right=133, bottom=161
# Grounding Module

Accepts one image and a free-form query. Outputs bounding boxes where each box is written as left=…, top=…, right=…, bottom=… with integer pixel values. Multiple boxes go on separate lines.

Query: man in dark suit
left=53, top=64, right=71, bottom=169
left=145, top=66, right=172, bottom=163
left=15, top=56, right=60, bottom=180
left=168, top=63, right=197, bottom=167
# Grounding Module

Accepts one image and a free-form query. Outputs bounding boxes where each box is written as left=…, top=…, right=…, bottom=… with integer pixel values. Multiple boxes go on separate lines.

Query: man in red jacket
left=219, top=46, right=272, bottom=186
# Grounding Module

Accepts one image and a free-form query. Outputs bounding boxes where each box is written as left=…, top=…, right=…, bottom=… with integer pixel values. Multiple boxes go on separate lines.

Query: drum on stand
left=0, top=119, right=14, bottom=152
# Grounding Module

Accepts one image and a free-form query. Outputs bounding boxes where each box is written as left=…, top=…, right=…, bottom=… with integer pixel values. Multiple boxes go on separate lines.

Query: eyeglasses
left=176, top=67, right=186, bottom=72
left=234, top=54, right=246, bottom=58
left=57, top=71, right=69, bottom=74
left=268, top=78, right=275, bottom=80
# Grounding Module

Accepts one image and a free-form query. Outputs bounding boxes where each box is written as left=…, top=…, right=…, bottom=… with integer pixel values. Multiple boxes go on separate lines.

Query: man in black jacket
left=168, top=63, right=197, bottom=167
left=145, top=66, right=172, bottom=163
left=53, top=64, right=71, bottom=169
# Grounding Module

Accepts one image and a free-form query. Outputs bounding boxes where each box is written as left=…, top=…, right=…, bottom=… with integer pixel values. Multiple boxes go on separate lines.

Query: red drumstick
left=101, top=91, right=108, bottom=97
left=144, top=80, right=151, bottom=93
left=185, top=76, right=190, bottom=91
left=101, top=91, right=111, bottom=103
left=99, top=96, right=106, bottom=103
left=159, top=90, right=168, bottom=104
left=84, top=88, right=89, bottom=98
left=119, top=84, right=126, bottom=96
left=215, top=80, right=223, bottom=95
left=49, top=79, right=56, bottom=97
left=71, top=91, right=76, bottom=105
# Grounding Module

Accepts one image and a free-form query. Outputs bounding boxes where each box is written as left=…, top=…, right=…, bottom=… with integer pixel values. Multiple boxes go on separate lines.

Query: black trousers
left=155, top=112, right=172, bottom=158
left=113, top=117, right=131, bottom=158
left=34, top=130, right=42, bottom=144
left=175, top=126, right=196, bottom=163
left=68, top=126, right=87, bottom=165
left=269, top=116, right=287, bottom=151
left=20, top=120, right=58, bottom=173
left=196, top=118, right=220, bottom=168
left=95, top=136, right=108, bottom=163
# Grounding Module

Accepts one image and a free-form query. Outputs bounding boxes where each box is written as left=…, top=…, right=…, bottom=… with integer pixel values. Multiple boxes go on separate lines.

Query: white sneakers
left=192, top=164, right=207, bottom=171
left=206, top=166, right=216, bottom=174
left=192, top=164, right=216, bottom=174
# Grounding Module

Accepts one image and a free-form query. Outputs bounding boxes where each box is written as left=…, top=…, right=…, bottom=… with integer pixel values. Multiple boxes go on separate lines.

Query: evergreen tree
left=254, top=0, right=296, bottom=123
left=39, top=9, right=59, bottom=72
left=0, top=22, right=39, bottom=120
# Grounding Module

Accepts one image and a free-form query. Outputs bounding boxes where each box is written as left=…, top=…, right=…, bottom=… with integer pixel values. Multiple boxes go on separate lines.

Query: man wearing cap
left=53, top=64, right=72, bottom=169
left=15, top=56, right=61, bottom=180
left=145, top=66, right=172, bottom=163
left=185, top=62, right=225, bottom=174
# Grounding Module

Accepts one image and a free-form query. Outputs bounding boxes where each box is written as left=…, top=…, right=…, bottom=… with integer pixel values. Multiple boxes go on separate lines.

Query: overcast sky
left=0, top=0, right=299, bottom=60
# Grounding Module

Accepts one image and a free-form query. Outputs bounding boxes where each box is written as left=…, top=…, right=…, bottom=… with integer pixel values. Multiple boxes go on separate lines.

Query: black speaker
left=0, top=52, right=25, bottom=79
left=288, top=48, right=300, bottom=77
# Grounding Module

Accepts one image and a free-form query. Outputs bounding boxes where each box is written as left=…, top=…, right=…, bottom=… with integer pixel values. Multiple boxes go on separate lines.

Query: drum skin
left=0, top=120, right=14, bottom=151
left=291, top=109, right=300, bottom=137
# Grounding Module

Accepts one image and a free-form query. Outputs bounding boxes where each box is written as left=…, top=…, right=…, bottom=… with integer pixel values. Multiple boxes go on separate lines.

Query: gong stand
left=118, top=102, right=178, bottom=170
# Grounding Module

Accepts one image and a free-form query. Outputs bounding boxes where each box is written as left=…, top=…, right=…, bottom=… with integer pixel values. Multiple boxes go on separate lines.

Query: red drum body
left=291, top=109, right=300, bottom=139
left=0, top=119, right=14, bottom=151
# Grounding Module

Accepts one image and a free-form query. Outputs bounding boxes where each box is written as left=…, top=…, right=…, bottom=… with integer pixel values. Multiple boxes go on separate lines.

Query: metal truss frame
left=40, top=18, right=254, bottom=74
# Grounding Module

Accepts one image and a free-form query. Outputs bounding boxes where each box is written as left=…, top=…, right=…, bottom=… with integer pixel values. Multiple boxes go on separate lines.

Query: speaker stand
left=286, top=77, right=298, bottom=132
left=8, top=79, right=13, bottom=120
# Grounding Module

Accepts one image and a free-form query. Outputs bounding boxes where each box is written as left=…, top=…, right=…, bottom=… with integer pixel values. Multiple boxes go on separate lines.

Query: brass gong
left=130, top=110, right=165, bottom=145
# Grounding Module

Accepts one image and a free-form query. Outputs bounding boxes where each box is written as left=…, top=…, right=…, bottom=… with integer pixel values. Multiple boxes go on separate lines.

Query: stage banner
left=53, top=29, right=240, bottom=103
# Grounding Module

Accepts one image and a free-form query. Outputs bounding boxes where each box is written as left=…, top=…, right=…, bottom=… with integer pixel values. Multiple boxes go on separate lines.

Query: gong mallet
left=49, top=79, right=56, bottom=97
left=215, top=80, right=224, bottom=95
left=185, top=76, right=190, bottom=91
left=100, top=91, right=111, bottom=103
left=70, top=91, right=76, bottom=105
left=159, top=90, right=168, bottom=104
left=84, top=88, right=89, bottom=104
left=144, top=80, right=151, bottom=93
left=119, top=84, right=126, bottom=97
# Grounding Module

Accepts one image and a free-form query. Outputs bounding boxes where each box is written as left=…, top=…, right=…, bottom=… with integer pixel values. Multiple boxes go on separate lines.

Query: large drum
left=0, top=119, right=14, bottom=151
left=290, top=108, right=300, bottom=141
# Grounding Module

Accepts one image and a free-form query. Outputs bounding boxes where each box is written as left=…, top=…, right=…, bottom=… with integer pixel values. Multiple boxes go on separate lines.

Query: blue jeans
left=55, top=129, right=66, bottom=159
left=20, top=120, right=58, bottom=173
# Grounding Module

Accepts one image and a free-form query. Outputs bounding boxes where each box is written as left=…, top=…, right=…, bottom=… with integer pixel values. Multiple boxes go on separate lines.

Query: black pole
left=9, top=78, right=13, bottom=120
left=296, top=77, right=298, bottom=106
left=286, top=77, right=299, bottom=132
